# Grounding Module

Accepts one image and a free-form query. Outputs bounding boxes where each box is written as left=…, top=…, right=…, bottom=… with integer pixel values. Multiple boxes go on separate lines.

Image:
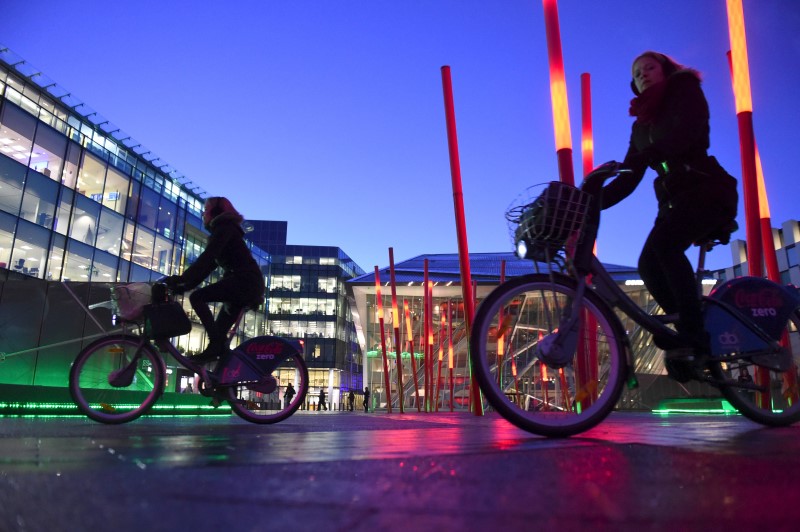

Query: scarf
left=629, top=79, right=668, bottom=124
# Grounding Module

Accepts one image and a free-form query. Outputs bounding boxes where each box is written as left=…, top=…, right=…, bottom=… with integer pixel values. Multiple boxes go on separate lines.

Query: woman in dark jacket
left=600, top=51, right=738, bottom=361
left=167, top=196, right=265, bottom=362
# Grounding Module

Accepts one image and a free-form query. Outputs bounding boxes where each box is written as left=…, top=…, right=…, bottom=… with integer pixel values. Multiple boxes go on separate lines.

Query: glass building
left=0, top=46, right=272, bottom=401
left=247, top=220, right=366, bottom=409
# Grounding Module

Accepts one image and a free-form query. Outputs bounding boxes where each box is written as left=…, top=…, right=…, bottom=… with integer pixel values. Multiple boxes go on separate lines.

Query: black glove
left=163, top=275, right=185, bottom=294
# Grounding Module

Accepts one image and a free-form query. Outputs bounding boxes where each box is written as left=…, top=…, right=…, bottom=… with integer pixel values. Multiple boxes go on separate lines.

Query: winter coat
left=601, top=70, right=738, bottom=216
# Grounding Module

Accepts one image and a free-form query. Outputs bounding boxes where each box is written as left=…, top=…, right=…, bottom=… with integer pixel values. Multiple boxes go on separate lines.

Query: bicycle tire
left=470, top=273, right=629, bottom=437
left=711, top=309, right=800, bottom=427
left=69, top=334, right=165, bottom=424
left=226, top=351, right=309, bottom=424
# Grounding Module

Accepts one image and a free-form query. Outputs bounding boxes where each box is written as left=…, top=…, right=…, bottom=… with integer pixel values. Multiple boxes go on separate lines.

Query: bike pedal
left=210, top=397, right=222, bottom=408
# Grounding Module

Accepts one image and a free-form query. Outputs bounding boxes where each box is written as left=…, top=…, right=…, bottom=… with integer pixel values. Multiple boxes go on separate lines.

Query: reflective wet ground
left=2, top=411, right=799, bottom=530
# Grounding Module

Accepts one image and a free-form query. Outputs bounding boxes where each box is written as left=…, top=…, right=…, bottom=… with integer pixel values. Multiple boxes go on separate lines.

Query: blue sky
left=2, top=1, right=799, bottom=272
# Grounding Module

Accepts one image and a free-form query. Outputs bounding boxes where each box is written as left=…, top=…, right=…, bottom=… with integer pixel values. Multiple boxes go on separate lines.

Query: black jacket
left=176, top=213, right=265, bottom=303
left=602, top=70, right=735, bottom=212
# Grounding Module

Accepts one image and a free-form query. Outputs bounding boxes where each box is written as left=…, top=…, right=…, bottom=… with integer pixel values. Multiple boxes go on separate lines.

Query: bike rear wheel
left=470, top=274, right=629, bottom=437
left=226, top=352, right=309, bottom=424
left=69, top=334, right=164, bottom=424
left=712, top=309, right=800, bottom=426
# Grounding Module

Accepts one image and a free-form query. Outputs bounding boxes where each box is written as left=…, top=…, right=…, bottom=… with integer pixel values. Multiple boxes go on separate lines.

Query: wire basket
left=506, top=181, right=592, bottom=261
left=110, top=282, right=152, bottom=321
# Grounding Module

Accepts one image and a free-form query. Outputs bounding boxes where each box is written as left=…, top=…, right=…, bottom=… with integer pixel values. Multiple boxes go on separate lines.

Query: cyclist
left=598, top=51, right=738, bottom=363
left=165, top=196, right=265, bottom=363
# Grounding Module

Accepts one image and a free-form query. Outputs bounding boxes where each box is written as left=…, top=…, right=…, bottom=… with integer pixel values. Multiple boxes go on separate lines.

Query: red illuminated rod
left=388, top=248, right=404, bottom=413
left=373, top=266, right=392, bottom=413
left=435, top=313, right=445, bottom=412
left=440, top=65, right=483, bottom=415
left=404, top=300, right=422, bottom=412
left=424, top=261, right=432, bottom=411
left=726, top=51, right=798, bottom=406
left=448, top=299, right=454, bottom=412
left=543, top=0, right=575, bottom=185
left=580, top=73, right=593, bottom=178
left=726, top=0, right=762, bottom=277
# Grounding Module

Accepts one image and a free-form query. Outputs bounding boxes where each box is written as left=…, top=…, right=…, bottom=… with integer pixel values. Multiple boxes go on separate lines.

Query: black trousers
left=189, top=275, right=260, bottom=344
left=638, top=182, right=736, bottom=338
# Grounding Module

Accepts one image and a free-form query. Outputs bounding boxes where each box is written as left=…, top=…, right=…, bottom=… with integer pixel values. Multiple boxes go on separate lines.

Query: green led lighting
left=652, top=398, right=738, bottom=415
left=0, top=400, right=233, bottom=417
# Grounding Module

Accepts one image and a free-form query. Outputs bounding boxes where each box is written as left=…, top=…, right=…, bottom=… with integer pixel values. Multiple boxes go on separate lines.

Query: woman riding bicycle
left=166, top=196, right=265, bottom=363
left=598, top=51, right=738, bottom=358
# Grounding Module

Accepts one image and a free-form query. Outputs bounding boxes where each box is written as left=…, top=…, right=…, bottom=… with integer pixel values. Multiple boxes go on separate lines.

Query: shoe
left=192, top=340, right=228, bottom=364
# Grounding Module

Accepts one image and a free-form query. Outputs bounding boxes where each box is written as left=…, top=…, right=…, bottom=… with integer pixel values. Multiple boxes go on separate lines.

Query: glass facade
left=0, top=48, right=272, bottom=395
left=248, top=221, right=366, bottom=409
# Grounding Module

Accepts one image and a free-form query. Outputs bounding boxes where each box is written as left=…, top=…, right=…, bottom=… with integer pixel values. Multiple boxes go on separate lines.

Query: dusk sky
left=3, top=1, right=798, bottom=273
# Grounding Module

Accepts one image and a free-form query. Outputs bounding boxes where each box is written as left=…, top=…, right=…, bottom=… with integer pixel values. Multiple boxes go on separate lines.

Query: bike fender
left=708, top=277, right=800, bottom=344
left=217, top=336, right=303, bottom=384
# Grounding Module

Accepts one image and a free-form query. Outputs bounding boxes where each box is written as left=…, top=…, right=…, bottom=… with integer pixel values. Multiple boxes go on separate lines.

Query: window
left=62, top=239, right=93, bottom=281
left=0, top=155, right=25, bottom=216
left=96, top=209, right=124, bottom=256
left=31, top=123, right=67, bottom=180
left=20, top=170, right=58, bottom=229
left=69, top=194, right=100, bottom=246
left=132, top=226, right=156, bottom=269
left=102, top=166, right=130, bottom=215
left=78, top=151, right=106, bottom=200
left=0, top=103, right=35, bottom=166
left=53, top=187, right=74, bottom=235
left=0, top=210, right=17, bottom=268
left=46, top=234, right=66, bottom=280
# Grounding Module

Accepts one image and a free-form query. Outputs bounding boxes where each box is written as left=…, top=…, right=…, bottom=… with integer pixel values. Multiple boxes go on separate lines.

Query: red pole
left=726, top=0, right=762, bottom=277
left=543, top=0, right=575, bottom=185
left=374, top=267, right=392, bottom=413
left=435, top=313, right=445, bottom=412
left=388, top=248, right=404, bottom=413
left=440, top=65, right=483, bottom=415
left=404, top=300, right=422, bottom=411
left=580, top=73, right=593, bottom=178
left=424, top=260, right=431, bottom=411
left=448, top=299, right=454, bottom=412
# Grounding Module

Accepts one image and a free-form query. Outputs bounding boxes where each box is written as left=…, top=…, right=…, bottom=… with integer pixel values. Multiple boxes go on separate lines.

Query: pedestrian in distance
left=363, top=387, right=370, bottom=412
left=348, top=390, right=355, bottom=412
left=318, top=388, right=328, bottom=411
left=284, top=382, right=296, bottom=408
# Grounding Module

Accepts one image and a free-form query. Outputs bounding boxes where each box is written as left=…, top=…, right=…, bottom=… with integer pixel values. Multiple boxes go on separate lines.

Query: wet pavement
left=1, top=410, right=799, bottom=531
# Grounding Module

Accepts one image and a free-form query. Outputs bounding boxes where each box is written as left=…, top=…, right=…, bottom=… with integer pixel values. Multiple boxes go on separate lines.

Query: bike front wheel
left=226, top=351, right=309, bottom=424
left=470, top=274, right=629, bottom=437
left=69, top=334, right=165, bottom=424
left=712, top=309, right=800, bottom=426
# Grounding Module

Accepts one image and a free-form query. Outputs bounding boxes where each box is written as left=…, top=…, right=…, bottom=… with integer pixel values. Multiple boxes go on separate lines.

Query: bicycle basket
left=110, top=282, right=152, bottom=321
left=506, top=181, right=592, bottom=261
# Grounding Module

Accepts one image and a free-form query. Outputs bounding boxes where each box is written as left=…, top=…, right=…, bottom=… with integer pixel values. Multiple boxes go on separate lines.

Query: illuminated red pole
left=424, top=260, right=431, bottom=411
left=448, top=300, right=454, bottom=412
left=725, top=51, right=779, bottom=283
left=374, top=267, right=392, bottom=413
left=388, top=248, right=404, bottom=413
left=427, top=279, right=435, bottom=411
left=580, top=73, right=594, bottom=178
left=404, top=299, right=422, bottom=412
left=580, top=72, right=599, bottom=408
left=440, top=65, right=483, bottom=415
left=726, top=51, right=797, bottom=406
left=435, top=313, right=445, bottom=412
left=543, top=0, right=575, bottom=185
left=726, top=0, right=762, bottom=277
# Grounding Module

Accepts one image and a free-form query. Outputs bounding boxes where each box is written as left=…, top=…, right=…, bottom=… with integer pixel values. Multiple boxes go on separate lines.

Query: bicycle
left=69, top=282, right=309, bottom=424
left=470, top=161, right=800, bottom=437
